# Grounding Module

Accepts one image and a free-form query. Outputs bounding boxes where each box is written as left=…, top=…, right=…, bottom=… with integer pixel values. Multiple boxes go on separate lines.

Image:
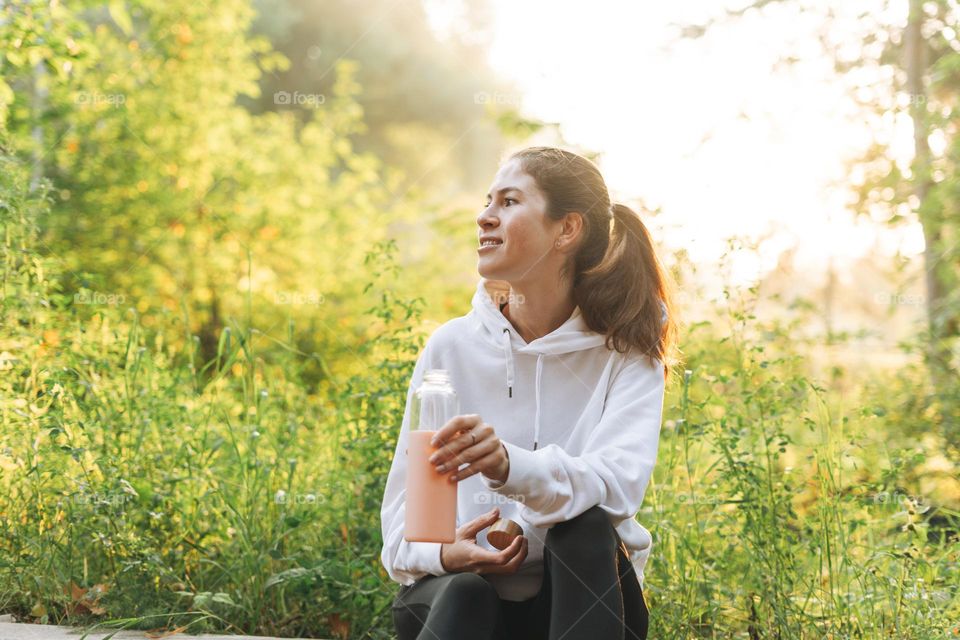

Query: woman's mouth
left=478, top=239, right=503, bottom=252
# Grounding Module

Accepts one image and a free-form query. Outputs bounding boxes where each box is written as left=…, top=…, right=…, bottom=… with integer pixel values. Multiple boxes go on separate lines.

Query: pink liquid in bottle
left=404, top=430, right=456, bottom=543
left=404, top=369, right=458, bottom=543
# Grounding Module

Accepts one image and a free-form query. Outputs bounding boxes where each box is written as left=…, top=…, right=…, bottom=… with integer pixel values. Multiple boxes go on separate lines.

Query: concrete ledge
left=0, top=622, right=318, bottom=640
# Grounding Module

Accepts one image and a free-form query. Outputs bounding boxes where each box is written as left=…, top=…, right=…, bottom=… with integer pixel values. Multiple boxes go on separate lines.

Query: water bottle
left=404, top=369, right=459, bottom=543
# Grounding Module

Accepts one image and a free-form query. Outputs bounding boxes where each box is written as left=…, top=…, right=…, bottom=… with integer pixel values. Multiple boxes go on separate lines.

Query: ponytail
left=507, top=147, right=678, bottom=378
left=575, top=203, right=676, bottom=374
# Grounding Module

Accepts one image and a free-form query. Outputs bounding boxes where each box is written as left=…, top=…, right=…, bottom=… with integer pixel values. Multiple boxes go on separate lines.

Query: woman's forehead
left=489, top=160, right=536, bottom=195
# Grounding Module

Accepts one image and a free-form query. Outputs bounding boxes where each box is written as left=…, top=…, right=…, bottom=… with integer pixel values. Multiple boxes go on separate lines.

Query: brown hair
left=508, top=146, right=679, bottom=377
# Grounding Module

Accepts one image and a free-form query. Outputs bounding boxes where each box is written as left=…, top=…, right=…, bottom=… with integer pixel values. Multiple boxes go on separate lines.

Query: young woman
left=380, top=146, right=678, bottom=640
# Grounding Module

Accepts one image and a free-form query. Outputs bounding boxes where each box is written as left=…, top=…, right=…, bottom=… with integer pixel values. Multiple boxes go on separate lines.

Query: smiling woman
left=477, top=147, right=676, bottom=364
left=381, top=146, right=678, bottom=640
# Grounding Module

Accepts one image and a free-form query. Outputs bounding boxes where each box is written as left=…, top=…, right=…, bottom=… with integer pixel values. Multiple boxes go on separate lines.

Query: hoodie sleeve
left=480, top=355, right=665, bottom=528
left=380, top=336, right=453, bottom=584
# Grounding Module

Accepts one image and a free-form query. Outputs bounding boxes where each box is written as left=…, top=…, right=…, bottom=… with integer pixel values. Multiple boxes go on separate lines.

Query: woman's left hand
left=428, top=414, right=509, bottom=484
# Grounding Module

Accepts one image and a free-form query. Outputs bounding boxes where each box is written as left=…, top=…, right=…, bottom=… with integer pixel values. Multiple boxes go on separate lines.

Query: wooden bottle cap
left=486, top=518, right=523, bottom=550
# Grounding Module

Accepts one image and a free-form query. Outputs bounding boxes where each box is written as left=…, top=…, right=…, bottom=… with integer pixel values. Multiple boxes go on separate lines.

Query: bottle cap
left=486, top=518, right=523, bottom=550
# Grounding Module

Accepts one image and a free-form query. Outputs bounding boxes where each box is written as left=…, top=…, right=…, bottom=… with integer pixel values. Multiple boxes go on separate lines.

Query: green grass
left=1, top=159, right=958, bottom=639
left=647, top=290, right=959, bottom=638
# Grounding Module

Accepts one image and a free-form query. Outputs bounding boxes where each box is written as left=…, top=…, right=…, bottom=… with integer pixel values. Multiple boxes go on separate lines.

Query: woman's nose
left=476, top=206, right=498, bottom=229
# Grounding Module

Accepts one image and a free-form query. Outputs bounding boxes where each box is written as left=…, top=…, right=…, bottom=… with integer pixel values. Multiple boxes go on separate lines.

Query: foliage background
left=0, top=1, right=957, bottom=638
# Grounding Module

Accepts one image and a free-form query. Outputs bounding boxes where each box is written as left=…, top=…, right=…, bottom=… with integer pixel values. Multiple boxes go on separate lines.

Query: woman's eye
left=505, top=198, right=517, bottom=206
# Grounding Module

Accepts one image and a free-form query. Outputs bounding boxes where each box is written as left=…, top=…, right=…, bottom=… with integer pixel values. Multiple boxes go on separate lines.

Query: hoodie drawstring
left=533, top=353, right=543, bottom=451
left=476, top=280, right=645, bottom=455
left=502, top=326, right=543, bottom=451
left=501, top=328, right=514, bottom=398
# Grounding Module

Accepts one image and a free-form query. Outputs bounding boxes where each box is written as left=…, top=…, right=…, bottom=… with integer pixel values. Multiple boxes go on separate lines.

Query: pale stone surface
left=0, top=622, right=319, bottom=640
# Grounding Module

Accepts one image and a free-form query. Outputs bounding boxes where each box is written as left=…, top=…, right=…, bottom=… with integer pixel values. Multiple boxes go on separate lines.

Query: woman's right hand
left=440, top=507, right=528, bottom=575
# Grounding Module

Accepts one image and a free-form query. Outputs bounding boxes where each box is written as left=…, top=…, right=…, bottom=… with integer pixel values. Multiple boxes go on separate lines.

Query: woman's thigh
left=499, top=595, right=543, bottom=640
left=391, top=579, right=437, bottom=640
left=391, top=572, right=506, bottom=640
left=517, top=532, right=648, bottom=640
left=616, top=541, right=649, bottom=640
left=389, top=545, right=648, bottom=640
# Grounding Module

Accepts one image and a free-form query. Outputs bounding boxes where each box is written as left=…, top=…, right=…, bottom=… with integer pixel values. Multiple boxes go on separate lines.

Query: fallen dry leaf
left=328, top=612, right=350, bottom=640
left=62, top=581, right=109, bottom=616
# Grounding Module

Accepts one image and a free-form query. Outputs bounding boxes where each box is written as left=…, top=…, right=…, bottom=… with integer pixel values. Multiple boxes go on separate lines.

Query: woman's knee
left=392, top=574, right=501, bottom=640
left=436, top=572, right=500, bottom=610
left=546, top=505, right=613, bottom=550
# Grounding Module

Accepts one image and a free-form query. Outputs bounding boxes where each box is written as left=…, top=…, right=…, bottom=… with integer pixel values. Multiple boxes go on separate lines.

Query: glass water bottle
left=404, top=369, right=459, bottom=543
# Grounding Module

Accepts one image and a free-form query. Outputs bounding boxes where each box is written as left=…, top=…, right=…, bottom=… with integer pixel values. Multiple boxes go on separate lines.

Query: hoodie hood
left=473, top=278, right=671, bottom=451
left=473, top=279, right=608, bottom=450
left=473, top=279, right=611, bottom=355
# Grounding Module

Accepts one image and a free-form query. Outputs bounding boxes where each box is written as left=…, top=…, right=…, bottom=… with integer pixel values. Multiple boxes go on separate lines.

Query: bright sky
left=459, top=0, right=925, bottom=289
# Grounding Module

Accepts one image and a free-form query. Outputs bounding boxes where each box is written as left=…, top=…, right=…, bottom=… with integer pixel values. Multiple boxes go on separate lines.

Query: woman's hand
left=429, top=414, right=509, bottom=484
left=440, top=507, right=528, bottom=575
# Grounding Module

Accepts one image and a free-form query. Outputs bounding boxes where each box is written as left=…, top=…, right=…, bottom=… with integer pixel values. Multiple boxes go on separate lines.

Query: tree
left=249, top=0, right=507, bottom=199
left=679, top=1, right=959, bottom=434
left=4, top=0, right=427, bottom=377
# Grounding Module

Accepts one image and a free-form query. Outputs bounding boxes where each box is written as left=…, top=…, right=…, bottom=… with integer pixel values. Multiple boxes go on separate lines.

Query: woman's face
left=476, top=159, right=561, bottom=284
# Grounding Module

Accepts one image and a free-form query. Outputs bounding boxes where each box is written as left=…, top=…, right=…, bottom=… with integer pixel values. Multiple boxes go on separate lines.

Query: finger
left=428, top=431, right=473, bottom=467
left=457, top=507, right=500, bottom=539
left=430, top=424, right=494, bottom=467
left=475, top=536, right=526, bottom=573
left=431, top=414, right=482, bottom=447
left=449, top=448, right=501, bottom=482
left=467, top=535, right=523, bottom=567
left=434, top=437, right=498, bottom=474
left=501, top=536, right=528, bottom=572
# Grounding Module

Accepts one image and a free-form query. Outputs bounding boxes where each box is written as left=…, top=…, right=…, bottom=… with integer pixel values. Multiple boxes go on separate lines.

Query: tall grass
left=647, top=276, right=959, bottom=638
left=1, top=156, right=957, bottom=638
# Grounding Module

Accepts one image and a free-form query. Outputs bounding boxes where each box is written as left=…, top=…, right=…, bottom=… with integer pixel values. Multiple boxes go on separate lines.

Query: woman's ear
left=558, top=211, right=584, bottom=247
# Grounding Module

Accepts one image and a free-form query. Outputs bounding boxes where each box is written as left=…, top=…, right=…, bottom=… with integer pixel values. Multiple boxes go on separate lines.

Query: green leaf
left=265, top=566, right=321, bottom=588
left=108, top=0, right=134, bottom=36
left=211, top=592, right=236, bottom=607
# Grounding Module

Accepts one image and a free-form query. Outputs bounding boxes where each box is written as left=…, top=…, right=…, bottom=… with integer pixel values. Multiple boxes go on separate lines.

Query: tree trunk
left=906, top=0, right=957, bottom=440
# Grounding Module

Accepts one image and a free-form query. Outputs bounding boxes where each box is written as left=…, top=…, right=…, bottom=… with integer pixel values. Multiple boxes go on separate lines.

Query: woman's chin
left=477, top=259, right=500, bottom=279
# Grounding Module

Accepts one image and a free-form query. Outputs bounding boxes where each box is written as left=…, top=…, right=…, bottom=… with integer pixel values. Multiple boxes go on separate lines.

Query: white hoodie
left=380, top=278, right=667, bottom=601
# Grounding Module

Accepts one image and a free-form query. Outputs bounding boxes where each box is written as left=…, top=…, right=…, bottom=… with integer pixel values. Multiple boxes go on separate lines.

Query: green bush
left=1, top=152, right=420, bottom=636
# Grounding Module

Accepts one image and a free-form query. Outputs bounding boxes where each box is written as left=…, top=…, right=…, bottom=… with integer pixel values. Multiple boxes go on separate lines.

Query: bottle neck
left=423, top=369, right=451, bottom=385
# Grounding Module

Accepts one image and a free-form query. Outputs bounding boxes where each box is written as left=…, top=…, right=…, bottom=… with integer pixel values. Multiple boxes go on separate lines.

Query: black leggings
left=391, top=505, right=649, bottom=640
